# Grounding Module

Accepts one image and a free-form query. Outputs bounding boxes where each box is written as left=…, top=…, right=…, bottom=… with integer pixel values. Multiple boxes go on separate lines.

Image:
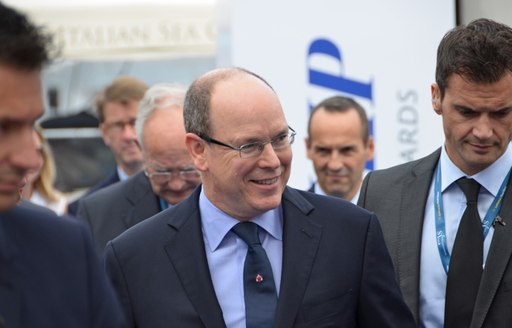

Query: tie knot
left=232, top=222, right=261, bottom=246
left=456, top=178, right=481, bottom=203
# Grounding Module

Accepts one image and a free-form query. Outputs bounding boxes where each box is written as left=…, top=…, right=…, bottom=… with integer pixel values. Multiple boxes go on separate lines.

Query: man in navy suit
left=105, top=67, right=415, bottom=327
left=0, top=3, right=125, bottom=327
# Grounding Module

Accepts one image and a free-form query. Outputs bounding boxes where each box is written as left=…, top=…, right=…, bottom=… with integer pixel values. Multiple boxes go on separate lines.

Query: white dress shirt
left=419, top=145, right=512, bottom=327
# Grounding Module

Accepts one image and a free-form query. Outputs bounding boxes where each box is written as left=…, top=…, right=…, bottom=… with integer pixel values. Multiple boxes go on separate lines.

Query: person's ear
left=99, top=122, right=112, bottom=146
left=305, top=137, right=313, bottom=160
left=365, top=136, right=375, bottom=161
left=185, top=133, right=208, bottom=171
left=431, top=83, right=442, bottom=115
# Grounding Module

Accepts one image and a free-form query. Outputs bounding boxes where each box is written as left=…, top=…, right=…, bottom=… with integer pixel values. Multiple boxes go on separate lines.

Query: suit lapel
left=122, top=173, right=160, bottom=228
left=274, top=188, right=321, bottom=328
left=163, top=189, right=226, bottom=328
left=472, top=176, right=512, bottom=328
left=398, top=149, right=440, bottom=320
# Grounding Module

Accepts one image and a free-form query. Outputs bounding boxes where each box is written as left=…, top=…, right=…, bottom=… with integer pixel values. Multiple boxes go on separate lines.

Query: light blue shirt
left=117, top=166, right=129, bottom=181
left=420, top=145, right=512, bottom=327
left=199, top=188, right=283, bottom=328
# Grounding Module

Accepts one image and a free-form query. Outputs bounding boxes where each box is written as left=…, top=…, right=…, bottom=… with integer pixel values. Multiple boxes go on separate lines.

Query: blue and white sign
left=218, top=0, right=456, bottom=189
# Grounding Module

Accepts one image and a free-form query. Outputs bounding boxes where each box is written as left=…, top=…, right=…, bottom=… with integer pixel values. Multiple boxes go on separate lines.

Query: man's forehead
left=146, top=157, right=194, bottom=170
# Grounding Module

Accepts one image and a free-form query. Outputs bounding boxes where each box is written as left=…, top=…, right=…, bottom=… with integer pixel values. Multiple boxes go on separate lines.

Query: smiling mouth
left=327, top=173, right=349, bottom=178
left=253, top=177, right=279, bottom=185
left=469, top=143, right=493, bottom=152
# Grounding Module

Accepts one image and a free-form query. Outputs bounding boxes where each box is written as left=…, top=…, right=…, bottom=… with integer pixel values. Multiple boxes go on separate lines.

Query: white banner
left=219, top=0, right=455, bottom=190
left=24, top=4, right=216, bottom=60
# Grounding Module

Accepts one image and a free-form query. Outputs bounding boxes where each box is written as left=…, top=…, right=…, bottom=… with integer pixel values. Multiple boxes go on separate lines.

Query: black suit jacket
left=76, top=171, right=160, bottom=254
left=358, top=148, right=512, bottom=328
left=0, top=205, right=125, bottom=328
left=105, top=186, right=415, bottom=327
left=68, top=171, right=120, bottom=216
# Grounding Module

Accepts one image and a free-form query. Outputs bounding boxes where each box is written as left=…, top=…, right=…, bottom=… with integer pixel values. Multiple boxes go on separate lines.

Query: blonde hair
left=32, top=126, right=63, bottom=202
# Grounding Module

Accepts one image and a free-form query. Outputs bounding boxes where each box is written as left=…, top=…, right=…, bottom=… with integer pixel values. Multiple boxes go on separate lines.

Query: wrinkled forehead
left=145, top=148, right=194, bottom=170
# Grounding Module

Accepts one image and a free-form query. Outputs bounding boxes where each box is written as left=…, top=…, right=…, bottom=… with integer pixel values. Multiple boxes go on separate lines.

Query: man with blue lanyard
left=358, top=18, right=512, bottom=328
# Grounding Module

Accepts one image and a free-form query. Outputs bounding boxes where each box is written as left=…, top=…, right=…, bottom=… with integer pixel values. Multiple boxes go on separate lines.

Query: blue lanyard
left=434, top=163, right=511, bottom=274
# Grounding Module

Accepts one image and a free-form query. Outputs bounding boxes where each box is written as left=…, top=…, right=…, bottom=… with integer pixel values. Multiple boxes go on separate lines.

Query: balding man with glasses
left=77, top=83, right=201, bottom=255
left=104, top=67, right=414, bottom=328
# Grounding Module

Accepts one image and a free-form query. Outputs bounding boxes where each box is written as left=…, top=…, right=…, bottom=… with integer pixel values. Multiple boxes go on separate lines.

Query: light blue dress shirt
left=420, top=145, right=512, bottom=327
left=117, top=166, right=129, bottom=181
left=199, top=188, right=283, bottom=328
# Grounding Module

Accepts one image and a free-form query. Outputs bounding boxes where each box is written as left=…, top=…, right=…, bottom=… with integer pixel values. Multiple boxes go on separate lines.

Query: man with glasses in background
left=104, top=67, right=415, bottom=327
left=68, top=75, right=148, bottom=216
left=77, top=84, right=200, bottom=254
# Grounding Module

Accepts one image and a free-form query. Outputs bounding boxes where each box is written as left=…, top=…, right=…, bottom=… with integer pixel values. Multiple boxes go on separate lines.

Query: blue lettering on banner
left=306, top=38, right=374, bottom=169
left=307, top=38, right=373, bottom=102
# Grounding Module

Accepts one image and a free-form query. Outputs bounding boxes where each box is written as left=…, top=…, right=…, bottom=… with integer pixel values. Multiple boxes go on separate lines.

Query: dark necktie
left=232, top=222, right=277, bottom=328
left=445, top=178, right=483, bottom=328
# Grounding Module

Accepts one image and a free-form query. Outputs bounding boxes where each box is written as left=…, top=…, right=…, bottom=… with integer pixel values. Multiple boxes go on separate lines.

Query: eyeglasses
left=144, top=167, right=200, bottom=184
left=199, top=126, right=296, bottom=159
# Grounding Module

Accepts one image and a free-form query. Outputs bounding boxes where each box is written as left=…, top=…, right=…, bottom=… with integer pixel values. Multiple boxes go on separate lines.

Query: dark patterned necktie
left=445, top=178, right=483, bottom=328
left=232, top=222, right=277, bottom=328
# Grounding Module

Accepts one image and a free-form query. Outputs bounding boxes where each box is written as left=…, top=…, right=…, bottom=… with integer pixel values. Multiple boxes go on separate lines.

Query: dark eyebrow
left=453, top=104, right=475, bottom=112
left=496, top=107, right=512, bottom=114
left=453, top=104, right=512, bottom=113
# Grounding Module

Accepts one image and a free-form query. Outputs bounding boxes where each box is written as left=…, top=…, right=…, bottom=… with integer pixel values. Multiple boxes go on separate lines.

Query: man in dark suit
left=105, top=67, right=415, bottom=327
left=358, top=19, right=512, bottom=327
left=305, top=96, right=374, bottom=204
left=0, top=206, right=126, bottom=327
left=77, top=84, right=201, bottom=254
left=67, top=76, right=148, bottom=216
left=0, top=3, right=125, bottom=327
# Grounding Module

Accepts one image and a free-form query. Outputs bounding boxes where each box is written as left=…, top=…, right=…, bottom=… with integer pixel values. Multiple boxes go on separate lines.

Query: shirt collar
left=314, top=169, right=369, bottom=204
left=199, top=188, right=283, bottom=252
left=440, top=143, right=512, bottom=196
left=117, top=166, right=129, bottom=181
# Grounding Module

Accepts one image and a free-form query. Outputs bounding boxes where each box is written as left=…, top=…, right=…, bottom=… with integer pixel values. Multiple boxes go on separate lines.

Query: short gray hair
left=136, top=83, right=186, bottom=150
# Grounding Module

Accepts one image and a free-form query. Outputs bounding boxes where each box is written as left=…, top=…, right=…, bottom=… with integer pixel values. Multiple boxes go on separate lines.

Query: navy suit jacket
left=105, top=186, right=415, bottom=327
left=76, top=171, right=160, bottom=254
left=68, top=171, right=120, bottom=217
left=0, top=205, right=125, bottom=328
